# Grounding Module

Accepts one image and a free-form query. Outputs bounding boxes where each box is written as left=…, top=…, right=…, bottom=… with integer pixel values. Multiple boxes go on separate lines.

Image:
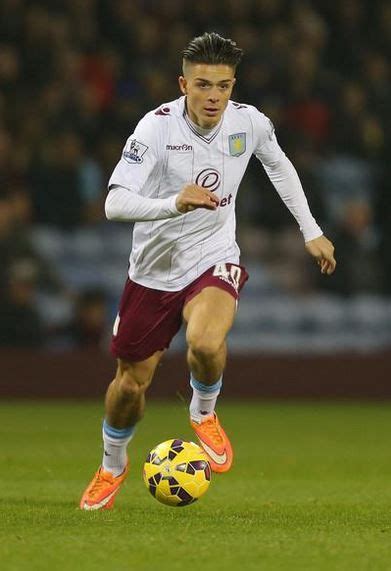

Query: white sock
left=189, top=374, right=222, bottom=423
left=102, top=420, right=135, bottom=477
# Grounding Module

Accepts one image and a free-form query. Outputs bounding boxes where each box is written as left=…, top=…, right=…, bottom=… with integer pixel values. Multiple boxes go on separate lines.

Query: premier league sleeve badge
left=122, top=138, right=149, bottom=164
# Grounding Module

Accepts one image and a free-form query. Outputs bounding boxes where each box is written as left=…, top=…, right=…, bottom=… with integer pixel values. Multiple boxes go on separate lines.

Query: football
left=143, top=439, right=211, bottom=506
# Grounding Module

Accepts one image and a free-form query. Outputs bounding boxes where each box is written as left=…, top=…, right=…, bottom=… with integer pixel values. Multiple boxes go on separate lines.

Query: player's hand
left=305, top=235, right=336, bottom=275
left=175, top=184, right=220, bottom=213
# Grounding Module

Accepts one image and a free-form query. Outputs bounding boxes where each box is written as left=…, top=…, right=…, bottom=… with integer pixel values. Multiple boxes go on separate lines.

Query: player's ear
left=178, top=76, right=187, bottom=95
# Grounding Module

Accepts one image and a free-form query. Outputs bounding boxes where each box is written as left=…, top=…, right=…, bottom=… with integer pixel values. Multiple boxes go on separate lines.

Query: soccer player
left=80, top=32, right=336, bottom=510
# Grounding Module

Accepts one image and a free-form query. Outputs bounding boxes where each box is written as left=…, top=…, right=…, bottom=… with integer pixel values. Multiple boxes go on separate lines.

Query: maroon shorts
left=111, top=262, right=249, bottom=362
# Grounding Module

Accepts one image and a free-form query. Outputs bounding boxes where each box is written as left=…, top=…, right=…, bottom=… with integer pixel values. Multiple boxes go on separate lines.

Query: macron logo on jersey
left=166, top=144, right=193, bottom=152
left=122, top=139, right=148, bottom=164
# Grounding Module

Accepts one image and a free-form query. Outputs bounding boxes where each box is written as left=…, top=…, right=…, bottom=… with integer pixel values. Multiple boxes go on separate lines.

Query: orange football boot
left=80, top=463, right=129, bottom=510
left=191, top=413, right=233, bottom=473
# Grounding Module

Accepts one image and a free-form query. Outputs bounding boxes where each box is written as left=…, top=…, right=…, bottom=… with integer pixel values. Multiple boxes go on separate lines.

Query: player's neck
left=191, top=116, right=219, bottom=130
left=185, top=101, right=222, bottom=133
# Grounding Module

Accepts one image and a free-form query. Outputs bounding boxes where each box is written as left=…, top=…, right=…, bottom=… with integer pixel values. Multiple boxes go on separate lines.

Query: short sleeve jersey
left=109, top=96, right=288, bottom=291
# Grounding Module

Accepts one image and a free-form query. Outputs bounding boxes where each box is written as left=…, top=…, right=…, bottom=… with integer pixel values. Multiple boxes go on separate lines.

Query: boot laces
left=202, top=417, right=223, bottom=445
left=89, top=470, right=114, bottom=497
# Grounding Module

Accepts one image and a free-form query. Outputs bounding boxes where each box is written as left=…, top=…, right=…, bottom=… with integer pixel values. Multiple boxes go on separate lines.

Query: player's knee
left=187, top=329, right=224, bottom=361
left=115, top=362, right=151, bottom=399
left=118, top=373, right=144, bottom=399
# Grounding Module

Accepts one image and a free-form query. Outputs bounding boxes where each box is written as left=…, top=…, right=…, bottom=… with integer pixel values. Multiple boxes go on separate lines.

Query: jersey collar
left=182, top=97, right=223, bottom=144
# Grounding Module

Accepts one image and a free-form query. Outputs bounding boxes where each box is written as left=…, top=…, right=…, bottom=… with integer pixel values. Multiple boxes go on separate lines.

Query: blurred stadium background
left=0, top=0, right=390, bottom=397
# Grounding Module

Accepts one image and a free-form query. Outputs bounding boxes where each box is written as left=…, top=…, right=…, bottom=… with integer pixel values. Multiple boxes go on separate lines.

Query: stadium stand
left=0, top=0, right=390, bottom=351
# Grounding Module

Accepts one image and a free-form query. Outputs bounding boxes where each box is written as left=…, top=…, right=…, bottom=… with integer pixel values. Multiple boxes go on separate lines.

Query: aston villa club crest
left=228, top=133, right=246, bottom=157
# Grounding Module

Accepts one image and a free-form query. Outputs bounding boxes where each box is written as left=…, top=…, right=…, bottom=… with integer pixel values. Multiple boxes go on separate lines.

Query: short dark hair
left=183, top=32, right=243, bottom=68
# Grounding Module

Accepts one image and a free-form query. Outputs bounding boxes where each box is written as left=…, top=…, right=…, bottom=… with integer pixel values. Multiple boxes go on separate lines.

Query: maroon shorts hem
left=110, top=344, right=168, bottom=363
left=110, top=263, right=249, bottom=363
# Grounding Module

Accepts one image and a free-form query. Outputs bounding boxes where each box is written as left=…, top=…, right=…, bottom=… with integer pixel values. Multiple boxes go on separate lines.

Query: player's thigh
left=111, top=278, right=183, bottom=362
left=115, top=350, right=164, bottom=392
left=183, top=286, right=236, bottom=352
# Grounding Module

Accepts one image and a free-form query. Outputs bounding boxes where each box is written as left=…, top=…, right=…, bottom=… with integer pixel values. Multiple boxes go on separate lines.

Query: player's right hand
left=305, top=235, right=336, bottom=275
left=175, top=184, right=220, bottom=213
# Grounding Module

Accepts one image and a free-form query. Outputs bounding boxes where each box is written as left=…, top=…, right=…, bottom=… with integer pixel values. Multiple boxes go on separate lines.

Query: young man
left=80, top=32, right=336, bottom=510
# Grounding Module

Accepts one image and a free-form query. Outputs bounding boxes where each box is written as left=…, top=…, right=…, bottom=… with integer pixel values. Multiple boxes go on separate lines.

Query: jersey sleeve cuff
left=165, top=195, right=182, bottom=217
left=302, top=225, right=323, bottom=242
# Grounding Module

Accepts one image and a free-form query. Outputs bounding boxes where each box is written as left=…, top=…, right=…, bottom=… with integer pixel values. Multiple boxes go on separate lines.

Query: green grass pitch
left=1, top=400, right=391, bottom=570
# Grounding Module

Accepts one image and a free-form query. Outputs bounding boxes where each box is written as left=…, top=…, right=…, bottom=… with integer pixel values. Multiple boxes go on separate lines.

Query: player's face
left=179, top=63, right=236, bottom=129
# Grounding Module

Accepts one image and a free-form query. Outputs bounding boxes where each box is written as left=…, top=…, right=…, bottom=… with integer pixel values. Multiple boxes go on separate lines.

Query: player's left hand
left=305, top=235, right=336, bottom=275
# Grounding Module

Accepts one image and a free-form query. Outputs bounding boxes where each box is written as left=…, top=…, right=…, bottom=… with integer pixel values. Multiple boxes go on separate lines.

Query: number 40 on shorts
left=212, top=263, right=242, bottom=291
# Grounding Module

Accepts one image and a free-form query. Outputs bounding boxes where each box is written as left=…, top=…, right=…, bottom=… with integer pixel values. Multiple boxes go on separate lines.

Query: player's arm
left=105, top=185, right=179, bottom=221
left=105, top=114, right=219, bottom=222
left=252, top=111, right=336, bottom=275
left=105, top=115, right=178, bottom=222
left=105, top=183, right=219, bottom=221
left=105, top=183, right=219, bottom=222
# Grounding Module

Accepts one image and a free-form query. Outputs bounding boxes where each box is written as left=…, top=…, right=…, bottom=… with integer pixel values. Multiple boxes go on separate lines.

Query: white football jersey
left=108, top=96, right=322, bottom=291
